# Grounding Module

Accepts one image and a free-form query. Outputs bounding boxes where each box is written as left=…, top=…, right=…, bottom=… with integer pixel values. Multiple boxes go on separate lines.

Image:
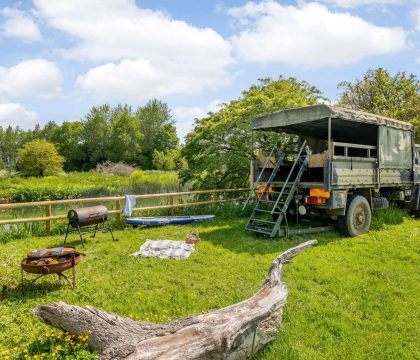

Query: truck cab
left=245, top=105, right=419, bottom=237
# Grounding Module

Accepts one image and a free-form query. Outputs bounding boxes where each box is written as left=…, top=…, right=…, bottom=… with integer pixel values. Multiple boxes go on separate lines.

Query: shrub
left=371, top=206, right=407, bottom=231
left=152, top=150, right=176, bottom=171
left=17, top=140, right=64, bottom=177
left=129, top=169, right=145, bottom=184
left=152, top=148, right=186, bottom=171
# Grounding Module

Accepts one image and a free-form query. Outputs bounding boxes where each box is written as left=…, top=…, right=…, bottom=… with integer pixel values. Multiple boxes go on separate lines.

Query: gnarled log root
left=34, top=240, right=317, bottom=359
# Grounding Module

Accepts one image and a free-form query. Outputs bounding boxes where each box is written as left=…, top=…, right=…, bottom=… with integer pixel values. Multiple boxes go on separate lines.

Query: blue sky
left=0, top=0, right=419, bottom=140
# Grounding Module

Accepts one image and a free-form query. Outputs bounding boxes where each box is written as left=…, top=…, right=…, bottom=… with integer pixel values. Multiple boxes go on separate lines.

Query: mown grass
left=0, top=170, right=182, bottom=202
left=0, top=208, right=419, bottom=359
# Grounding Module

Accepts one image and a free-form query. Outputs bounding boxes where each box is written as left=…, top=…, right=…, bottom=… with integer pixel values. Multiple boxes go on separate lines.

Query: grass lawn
left=0, top=212, right=419, bottom=359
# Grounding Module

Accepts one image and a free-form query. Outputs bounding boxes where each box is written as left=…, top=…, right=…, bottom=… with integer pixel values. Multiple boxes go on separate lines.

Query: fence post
left=169, top=195, right=174, bottom=215
left=115, top=199, right=122, bottom=229
left=45, top=203, right=52, bottom=235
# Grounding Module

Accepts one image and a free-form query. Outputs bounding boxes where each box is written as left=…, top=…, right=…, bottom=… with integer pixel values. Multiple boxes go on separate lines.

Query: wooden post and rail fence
left=0, top=188, right=250, bottom=235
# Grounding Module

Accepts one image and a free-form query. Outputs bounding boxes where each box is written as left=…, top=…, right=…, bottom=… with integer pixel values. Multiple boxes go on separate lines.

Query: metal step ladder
left=245, top=141, right=311, bottom=238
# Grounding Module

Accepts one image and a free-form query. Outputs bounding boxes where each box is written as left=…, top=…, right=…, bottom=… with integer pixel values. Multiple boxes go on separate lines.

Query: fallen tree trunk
left=34, top=240, right=317, bottom=359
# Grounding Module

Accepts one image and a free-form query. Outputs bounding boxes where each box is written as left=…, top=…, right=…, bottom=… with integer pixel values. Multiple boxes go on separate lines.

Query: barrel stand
left=64, top=217, right=116, bottom=248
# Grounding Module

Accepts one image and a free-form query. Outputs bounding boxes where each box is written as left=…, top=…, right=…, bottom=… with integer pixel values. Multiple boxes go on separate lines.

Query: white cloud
left=174, top=100, right=224, bottom=140
left=229, top=1, right=408, bottom=69
left=0, top=103, right=38, bottom=129
left=0, top=59, right=62, bottom=98
left=34, top=0, right=233, bottom=99
left=417, top=56, right=420, bottom=63
left=76, top=58, right=230, bottom=101
left=1, top=8, right=42, bottom=42
left=320, top=0, right=403, bottom=8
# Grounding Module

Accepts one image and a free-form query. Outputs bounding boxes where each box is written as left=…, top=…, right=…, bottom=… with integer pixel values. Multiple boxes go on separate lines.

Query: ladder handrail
left=245, top=142, right=311, bottom=238
left=242, top=146, right=277, bottom=210
left=252, top=151, right=284, bottom=212
left=269, top=145, right=311, bottom=237
left=270, top=141, right=307, bottom=214
left=278, top=152, right=310, bottom=216
left=244, top=148, right=285, bottom=232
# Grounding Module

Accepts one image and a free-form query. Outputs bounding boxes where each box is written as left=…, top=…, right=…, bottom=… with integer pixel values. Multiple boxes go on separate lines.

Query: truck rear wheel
left=338, top=195, right=372, bottom=237
left=372, top=196, right=389, bottom=210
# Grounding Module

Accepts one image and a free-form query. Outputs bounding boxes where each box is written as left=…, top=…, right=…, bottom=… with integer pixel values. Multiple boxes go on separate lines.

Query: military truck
left=244, top=105, right=420, bottom=237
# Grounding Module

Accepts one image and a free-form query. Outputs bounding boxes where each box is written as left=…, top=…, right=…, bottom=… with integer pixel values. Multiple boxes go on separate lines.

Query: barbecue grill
left=64, top=205, right=116, bottom=247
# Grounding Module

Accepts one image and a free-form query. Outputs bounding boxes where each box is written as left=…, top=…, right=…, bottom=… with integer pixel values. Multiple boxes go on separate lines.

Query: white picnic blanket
left=131, top=240, right=195, bottom=259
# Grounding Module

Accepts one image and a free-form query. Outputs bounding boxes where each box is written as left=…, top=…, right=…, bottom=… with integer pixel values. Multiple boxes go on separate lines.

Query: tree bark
left=34, top=240, right=317, bottom=359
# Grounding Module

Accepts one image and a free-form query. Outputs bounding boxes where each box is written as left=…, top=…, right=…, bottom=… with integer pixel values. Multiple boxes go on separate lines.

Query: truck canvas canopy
left=378, top=126, right=412, bottom=169
left=252, top=104, right=414, bottom=168
left=252, top=104, right=413, bottom=133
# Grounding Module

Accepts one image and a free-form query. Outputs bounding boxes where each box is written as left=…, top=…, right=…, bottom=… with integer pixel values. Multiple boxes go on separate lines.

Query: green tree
left=153, top=123, right=179, bottom=153
left=338, top=68, right=420, bottom=141
left=16, top=139, right=64, bottom=177
left=81, top=105, right=113, bottom=169
left=152, top=147, right=186, bottom=171
left=181, top=77, right=322, bottom=189
left=0, top=126, right=25, bottom=168
left=50, top=121, right=85, bottom=171
left=41, top=121, right=59, bottom=142
left=152, top=149, right=176, bottom=171
left=81, top=104, right=146, bottom=169
left=137, top=99, right=178, bottom=168
left=108, top=105, right=143, bottom=165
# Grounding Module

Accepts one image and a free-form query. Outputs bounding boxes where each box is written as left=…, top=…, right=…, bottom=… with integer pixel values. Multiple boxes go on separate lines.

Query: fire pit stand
left=20, top=247, right=82, bottom=292
left=21, top=257, right=76, bottom=291
left=64, top=205, right=116, bottom=247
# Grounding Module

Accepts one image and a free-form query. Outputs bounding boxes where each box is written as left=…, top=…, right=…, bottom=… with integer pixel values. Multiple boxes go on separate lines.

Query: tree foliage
left=152, top=149, right=176, bottom=171
left=181, top=77, right=322, bottom=189
left=0, top=99, right=179, bottom=172
left=49, top=121, right=85, bottom=171
left=338, top=68, right=420, bottom=141
left=81, top=104, right=143, bottom=169
left=0, top=126, right=24, bottom=168
left=137, top=99, right=178, bottom=168
left=16, top=139, right=64, bottom=177
left=82, top=104, right=113, bottom=168
left=152, top=147, right=186, bottom=171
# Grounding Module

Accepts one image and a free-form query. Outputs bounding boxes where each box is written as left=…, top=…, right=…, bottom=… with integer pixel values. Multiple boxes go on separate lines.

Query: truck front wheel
left=338, top=195, right=372, bottom=237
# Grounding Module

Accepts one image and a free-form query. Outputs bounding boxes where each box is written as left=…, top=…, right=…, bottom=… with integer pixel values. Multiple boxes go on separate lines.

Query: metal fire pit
left=21, top=246, right=82, bottom=291
left=64, top=205, right=116, bottom=247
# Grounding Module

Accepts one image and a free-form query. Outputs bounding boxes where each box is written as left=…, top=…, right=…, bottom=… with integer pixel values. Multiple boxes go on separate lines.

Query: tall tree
left=108, top=105, right=143, bottom=165
left=181, top=77, right=322, bottom=189
left=41, top=121, right=59, bottom=142
left=50, top=121, right=85, bottom=171
left=0, top=126, right=25, bottom=168
left=81, top=105, right=113, bottom=169
left=137, top=99, right=178, bottom=168
left=338, top=68, right=420, bottom=141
